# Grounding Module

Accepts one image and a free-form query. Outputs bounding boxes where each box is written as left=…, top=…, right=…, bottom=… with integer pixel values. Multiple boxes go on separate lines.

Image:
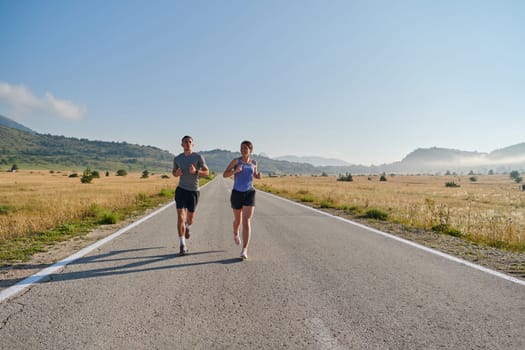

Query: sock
left=179, top=236, right=186, bottom=245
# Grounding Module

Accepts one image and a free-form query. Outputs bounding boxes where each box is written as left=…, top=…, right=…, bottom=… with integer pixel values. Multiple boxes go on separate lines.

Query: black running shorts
left=175, top=187, right=200, bottom=212
left=230, top=189, right=256, bottom=210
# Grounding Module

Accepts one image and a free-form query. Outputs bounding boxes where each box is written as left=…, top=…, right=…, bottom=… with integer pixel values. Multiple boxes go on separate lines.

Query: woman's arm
left=252, top=160, right=261, bottom=179
left=223, top=159, right=238, bottom=178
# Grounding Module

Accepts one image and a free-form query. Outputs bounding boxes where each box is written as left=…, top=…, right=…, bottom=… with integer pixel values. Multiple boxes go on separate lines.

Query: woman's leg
left=233, top=209, right=242, bottom=244
left=241, top=206, right=255, bottom=250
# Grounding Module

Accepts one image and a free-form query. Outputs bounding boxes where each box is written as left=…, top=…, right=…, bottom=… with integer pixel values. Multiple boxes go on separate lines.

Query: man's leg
left=177, top=208, right=188, bottom=255
left=177, top=208, right=187, bottom=237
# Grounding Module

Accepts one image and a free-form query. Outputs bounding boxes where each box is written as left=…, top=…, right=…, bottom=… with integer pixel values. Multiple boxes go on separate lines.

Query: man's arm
left=198, top=165, right=209, bottom=177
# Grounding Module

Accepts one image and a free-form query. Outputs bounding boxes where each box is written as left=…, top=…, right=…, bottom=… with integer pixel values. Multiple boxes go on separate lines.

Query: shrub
left=299, top=195, right=314, bottom=203
left=99, top=211, right=119, bottom=224
left=432, top=224, right=463, bottom=237
left=510, top=170, right=520, bottom=181
left=80, top=168, right=94, bottom=184
left=136, top=192, right=151, bottom=207
left=379, top=174, right=387, bottom=182
left=141, top=170, right=149, bottom=179
left=116, top=169, right=128, bottom=176
left=161, top=174, right=170, bottom=179
left=319, top=196, right=335, bottom=208
left=91, top=170, right=100, bottom=178
left=0, top=205, right=14, bottom=215
left=469, top=176, right=477, bottom=182
left=445, top=181, right=460, bottom=188
left=337, top=173, right=353, bottom=182
left=69, top=173, right=79, bottom=178
left=159, top=188, right=174, bottom=197
left=363, top=208, right=388, bottom=220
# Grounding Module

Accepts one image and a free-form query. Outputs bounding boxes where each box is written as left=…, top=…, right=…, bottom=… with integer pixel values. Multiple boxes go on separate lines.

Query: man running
left=172, top=135, right=209, bottom=256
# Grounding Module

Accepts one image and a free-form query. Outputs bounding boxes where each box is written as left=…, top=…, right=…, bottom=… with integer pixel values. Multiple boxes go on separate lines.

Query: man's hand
left=189, top=163, right=197, bottom=174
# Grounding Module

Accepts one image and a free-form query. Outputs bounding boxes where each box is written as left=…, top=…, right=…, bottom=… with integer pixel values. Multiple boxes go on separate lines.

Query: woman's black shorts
left=230, top=189, right=256, bottom=210
left=175, top=187, right=200, bottom=212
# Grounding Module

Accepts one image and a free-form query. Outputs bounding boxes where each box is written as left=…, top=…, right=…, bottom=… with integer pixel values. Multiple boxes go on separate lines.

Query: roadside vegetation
left=255, top=174, right=525, bottom=252
left=0, top=170, right=214, bottom=265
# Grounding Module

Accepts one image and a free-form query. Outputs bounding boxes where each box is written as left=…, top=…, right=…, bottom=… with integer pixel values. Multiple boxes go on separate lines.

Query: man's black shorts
left=175, top=187, right=200, bottom=212
left=230, top=189, right=256, bottom=210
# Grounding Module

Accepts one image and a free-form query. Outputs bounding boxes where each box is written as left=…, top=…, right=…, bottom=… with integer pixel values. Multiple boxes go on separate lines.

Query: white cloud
left=0, top=81, right=87, bottom=120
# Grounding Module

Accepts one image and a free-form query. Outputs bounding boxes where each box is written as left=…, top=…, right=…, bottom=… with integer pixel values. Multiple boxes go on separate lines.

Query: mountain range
left=1, top=114, right=524, bottom=174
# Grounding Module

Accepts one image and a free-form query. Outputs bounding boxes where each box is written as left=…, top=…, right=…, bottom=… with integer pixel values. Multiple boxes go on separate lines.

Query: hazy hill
left=1, top=114, right=523, bottom=174
left=274, top=155, right=351, bottom=167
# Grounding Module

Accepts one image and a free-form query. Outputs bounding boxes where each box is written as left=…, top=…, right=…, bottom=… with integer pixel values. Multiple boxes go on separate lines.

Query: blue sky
left=1, top=0, right=524, bottom=165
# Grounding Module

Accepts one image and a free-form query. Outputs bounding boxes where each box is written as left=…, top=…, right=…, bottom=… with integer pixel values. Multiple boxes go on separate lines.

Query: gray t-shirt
left=173, top=152, right=207, bottom=191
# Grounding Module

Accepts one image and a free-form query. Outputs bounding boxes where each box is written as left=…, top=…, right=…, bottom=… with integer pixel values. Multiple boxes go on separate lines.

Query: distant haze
left=274, top=155, right=352, bottom=167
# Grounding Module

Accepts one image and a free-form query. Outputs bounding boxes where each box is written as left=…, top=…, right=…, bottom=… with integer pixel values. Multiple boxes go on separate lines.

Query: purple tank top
left=233, top=158, right=255, bottom=192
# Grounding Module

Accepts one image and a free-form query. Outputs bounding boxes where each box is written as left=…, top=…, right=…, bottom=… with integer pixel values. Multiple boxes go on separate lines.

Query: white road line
left=259, top=190, right=525, bottom=287
left=0, top=202, right=175, bottom=303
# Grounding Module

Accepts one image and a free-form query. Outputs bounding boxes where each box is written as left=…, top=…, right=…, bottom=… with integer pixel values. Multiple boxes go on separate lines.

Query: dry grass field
left=0, top=170, right=178, bottom=242
left=255, top=174, right=525, bottom=251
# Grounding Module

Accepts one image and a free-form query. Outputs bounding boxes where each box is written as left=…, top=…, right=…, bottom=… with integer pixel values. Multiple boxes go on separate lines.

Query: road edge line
left=0, top=202, right=175, bottom=303
left=259, top=190, right=525, bottom=287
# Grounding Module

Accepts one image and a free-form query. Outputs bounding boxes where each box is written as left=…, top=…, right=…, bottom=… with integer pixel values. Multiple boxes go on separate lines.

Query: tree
left=337, top=172, right=353, bottom=182
left=509, top=170, right=522, bottom=184
left=81, top=168, right=94, bottom=184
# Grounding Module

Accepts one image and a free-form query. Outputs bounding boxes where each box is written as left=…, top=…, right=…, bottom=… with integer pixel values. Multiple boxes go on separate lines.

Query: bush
left=337, top=173, right=353, bottom=182
left=379, top=174, right=387, bottom=182
left=141, top=170, right=149, bottom=179
left=445, top=181, right=460, bottom=187
left=99, top=211, right=119, bottom=225
left=159, top=188, right=174, bottom=197
left=116, top=169, right=128, bottom=176
left=469, top=176, right=477, bottom=182
left=510, top=170, right=520, bottom=181
left=299, top=195, right=314, bottom=203
left=0, top=205, right=14, bottom=215
left=80, top=168, right=94, bottom=184
left=69, top=173, right=79, bottom=178
left=363, top=208, right=388, bottom=220
left=432, top=224, right=463, bottom=237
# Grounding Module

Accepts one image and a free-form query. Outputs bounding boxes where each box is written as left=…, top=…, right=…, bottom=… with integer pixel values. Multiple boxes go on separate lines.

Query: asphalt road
left=0, top=177, right=524, bottom=349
